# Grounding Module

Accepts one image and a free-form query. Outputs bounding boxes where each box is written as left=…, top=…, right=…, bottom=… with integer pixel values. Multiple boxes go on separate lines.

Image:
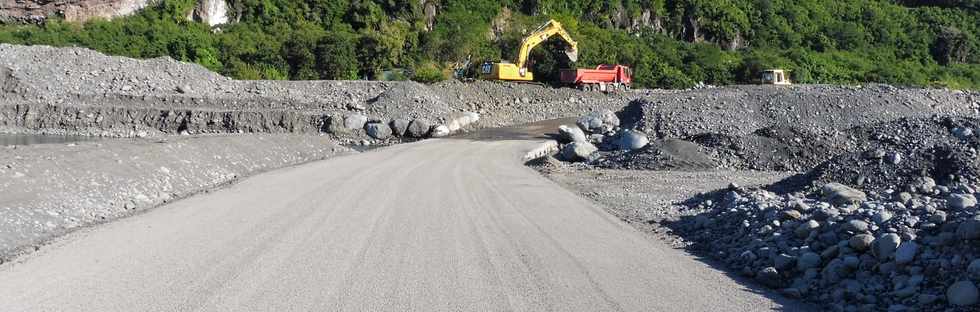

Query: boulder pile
left=668, top=116, right=980, bottom=311
left=326, top=112, right=478, bottom=145
left=554, top=109, right=651, bottom=162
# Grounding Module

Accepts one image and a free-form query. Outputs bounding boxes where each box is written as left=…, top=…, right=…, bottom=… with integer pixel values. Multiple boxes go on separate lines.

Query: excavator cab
left=483, top=19, right=578, bottom=82
left=761, top=69, right=791, bottom=85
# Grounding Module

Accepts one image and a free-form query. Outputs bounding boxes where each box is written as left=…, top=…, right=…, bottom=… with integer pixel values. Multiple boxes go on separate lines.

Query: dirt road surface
left=0, top=135, right=810, bottom=311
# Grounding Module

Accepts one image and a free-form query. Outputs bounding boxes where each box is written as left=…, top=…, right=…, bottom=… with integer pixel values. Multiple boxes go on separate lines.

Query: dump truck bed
left=560, top=69, right=619, bottom=84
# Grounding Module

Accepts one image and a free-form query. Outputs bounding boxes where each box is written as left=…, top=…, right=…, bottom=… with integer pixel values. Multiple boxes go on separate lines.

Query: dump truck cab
left=761, top=69, right=791, bottom=85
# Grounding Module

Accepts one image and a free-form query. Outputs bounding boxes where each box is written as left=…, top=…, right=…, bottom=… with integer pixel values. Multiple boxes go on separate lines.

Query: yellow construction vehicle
left=482, top=19, right=578, bottom=82
left=761, top=69, right=792, bottom=85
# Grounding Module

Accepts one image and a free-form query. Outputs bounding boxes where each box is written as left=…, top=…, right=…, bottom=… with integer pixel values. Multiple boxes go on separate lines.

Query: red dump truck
left=560, top=64, right=633, bottom=92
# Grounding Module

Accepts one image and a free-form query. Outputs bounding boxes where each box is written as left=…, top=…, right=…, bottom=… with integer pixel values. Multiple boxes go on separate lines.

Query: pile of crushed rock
left=666, top=116, right=980, bottom=311
left=599, top=85, right=979, bottom=172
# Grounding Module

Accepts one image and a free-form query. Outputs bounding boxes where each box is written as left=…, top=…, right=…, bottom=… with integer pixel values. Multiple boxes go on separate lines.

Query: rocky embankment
left=669, top=117, right=980, bottom=311
left=0, top=44, right=632, bottom=145
left=534, top=85, right=980, bottom=310
left=0, top=135, right=350, bottom=261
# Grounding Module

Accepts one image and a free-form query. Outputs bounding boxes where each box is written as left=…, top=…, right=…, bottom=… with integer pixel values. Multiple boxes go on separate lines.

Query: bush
left=412, top=64, right=446, bottom=84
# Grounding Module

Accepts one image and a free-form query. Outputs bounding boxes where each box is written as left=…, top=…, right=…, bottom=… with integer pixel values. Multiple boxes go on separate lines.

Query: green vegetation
left=1, top=0, right=977, bottom=89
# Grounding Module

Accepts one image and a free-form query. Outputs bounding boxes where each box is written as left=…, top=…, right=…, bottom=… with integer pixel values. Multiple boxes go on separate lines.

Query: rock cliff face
left=0, top=0, right=229, bottom=26
left=0, top=0, right=151, bottom=23
left=191, top=0, right=228, bottom=26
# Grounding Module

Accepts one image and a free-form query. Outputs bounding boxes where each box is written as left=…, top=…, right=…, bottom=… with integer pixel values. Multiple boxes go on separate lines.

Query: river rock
left=779, top=210, right=802, bottom=221
left=850, top=234, right=875, bottom=251
left=797, top=252, right=821, bottom=270
left=407, top=118, right=432, bottom=138
left=773, top=253, right=796, bottom=271
left=894, top=242, right=918, bottom=264
left=594, top=109, right=620, bottom=127
left=756, top=267, right=781, bottom=288
left=561, top=142, right=598, bottom=162
left=343, top=114, right=368, bottom=130
left=957, top=217, right=980, bottom=240
left=947, top=280, right=979, bottom=306
left=873, top=211, right=894, bottom=225
left=576, top=115, right=603, bottom=133
left=968, top=259, right=980, bottom=278
left=953, top=127, right=974, bottom=139
left=615, top=130, right=649, bottom=150
left=390, top=119, right=410, bottom=136
left=558, top=125, right=587, bottom=143
left=795, top=220, right=820, bottom=238
left=430, top=125, right=450, bottom=138
left=365, top=122, right=391, bottom=139
left=843, top=220, right=869, bottom=233
left=326, top=115, right=348, bottom=134
left=873, top=233, right=901, bottom=260
left=948, top=193, right=978, bottom=210
left=822, top=183, right=867, bottom=206
left=576, top=109, right=619, bottom=133
left=913, top=177, right=937, bottom=194
left=446, top=112, right=479, bottom=132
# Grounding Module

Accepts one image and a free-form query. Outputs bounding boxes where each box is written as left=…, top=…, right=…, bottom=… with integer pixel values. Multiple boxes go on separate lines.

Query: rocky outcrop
left=0, top=0, right=230, bottom=26
left=191, top=0, right=228, bottom=27
left=0, top=0, right=151, bottom=23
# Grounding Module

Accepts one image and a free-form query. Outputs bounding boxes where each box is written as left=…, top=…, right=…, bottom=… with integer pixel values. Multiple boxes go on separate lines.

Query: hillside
left=0, top=0, right=977, bottom=89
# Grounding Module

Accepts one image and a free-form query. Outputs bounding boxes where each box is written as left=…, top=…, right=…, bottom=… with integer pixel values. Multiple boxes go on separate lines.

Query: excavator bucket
left=565, top=49, right=578, bottom=63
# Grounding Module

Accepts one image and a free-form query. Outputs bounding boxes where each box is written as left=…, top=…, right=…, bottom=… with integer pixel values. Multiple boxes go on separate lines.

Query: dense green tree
left=316, top=31, right=359, bottom=80
left=0, top=0, right=976, bottom=88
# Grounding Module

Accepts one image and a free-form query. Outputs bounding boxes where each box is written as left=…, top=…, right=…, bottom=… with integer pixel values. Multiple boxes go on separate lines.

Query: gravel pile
left=667, top=117, right=980, bottom=311
left=591, top=139, right=716, bottom=170
left=626, top=84, right=978, bottom=139
left=591, top=85, right=979, bottom=172
left=0, top=44, right=634, bottom=141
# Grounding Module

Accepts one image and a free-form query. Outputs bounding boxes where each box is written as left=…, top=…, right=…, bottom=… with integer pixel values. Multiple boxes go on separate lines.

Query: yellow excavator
left=482, top=19, right=579, bottom=81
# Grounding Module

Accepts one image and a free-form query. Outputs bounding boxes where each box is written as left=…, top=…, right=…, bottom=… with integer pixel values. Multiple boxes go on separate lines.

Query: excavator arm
left=514, top=20, right=579, bottom=74
left=482, top=19, right=579, bottom=81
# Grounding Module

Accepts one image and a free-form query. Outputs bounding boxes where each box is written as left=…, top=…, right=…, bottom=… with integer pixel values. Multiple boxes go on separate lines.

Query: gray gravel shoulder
left=533, top=162, right=792, bottom=244
left=0, top=135, right=350, bottom=261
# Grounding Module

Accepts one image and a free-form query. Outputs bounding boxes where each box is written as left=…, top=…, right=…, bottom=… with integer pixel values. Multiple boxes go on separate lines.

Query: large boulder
left=407, top=118, right=432, bottom=138
left=365, top=122, right=392, bottom=139
left=326, top=115, right=348, bottom=134
left=576, top=115, right=603, bottom=133
left=561, top=142, right=598, bottom=162
left=344, top=114, right=368, bottom=130
left=821, top=183, right=867, bottom=206
left=447, top=112, right=480, bottom=132
left=615, top=130, right=649, bottom=150
left=390, top=118, right=410, bottom=137
left=576, top=109, right=620, bottom=133
left=430, top=125, right=451, bottom=138
left=558, top=125, right=588, bottom=143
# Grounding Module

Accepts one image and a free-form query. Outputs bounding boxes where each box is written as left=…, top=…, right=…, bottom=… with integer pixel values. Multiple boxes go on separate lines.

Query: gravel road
left=0, top=135, right=810, bottom=311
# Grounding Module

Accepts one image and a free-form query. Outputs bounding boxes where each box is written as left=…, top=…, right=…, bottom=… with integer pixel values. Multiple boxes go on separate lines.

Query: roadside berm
left=534, top=85, right=980, bottom=311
